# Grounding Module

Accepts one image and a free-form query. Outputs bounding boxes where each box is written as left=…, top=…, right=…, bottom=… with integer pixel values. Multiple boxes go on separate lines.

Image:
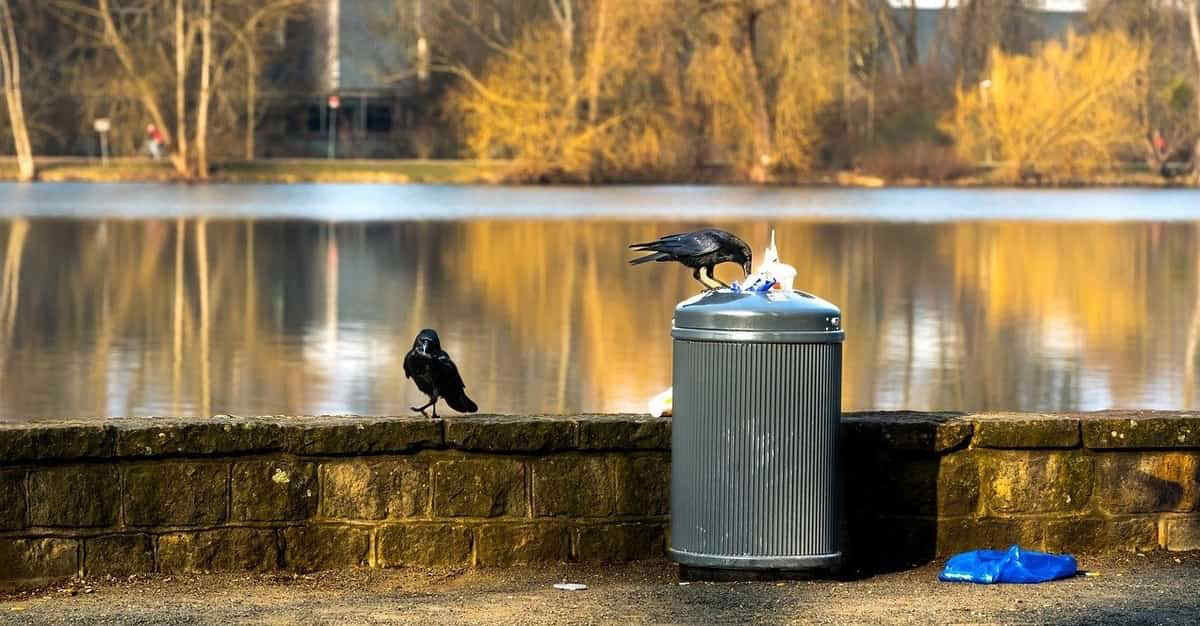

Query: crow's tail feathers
left=629, top=251, right=670, bottom=265
left=444, top=389, right=478, bottom=414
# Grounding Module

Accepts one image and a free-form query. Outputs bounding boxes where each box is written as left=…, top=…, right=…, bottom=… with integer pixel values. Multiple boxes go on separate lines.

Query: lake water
left=0, top=183, right=1198, bottom=420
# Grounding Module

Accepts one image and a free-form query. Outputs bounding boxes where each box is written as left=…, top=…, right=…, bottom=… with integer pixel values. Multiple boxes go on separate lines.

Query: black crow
left=628, top=228, right=753, bottom=289
left=403, top=329, right=478, bottom=418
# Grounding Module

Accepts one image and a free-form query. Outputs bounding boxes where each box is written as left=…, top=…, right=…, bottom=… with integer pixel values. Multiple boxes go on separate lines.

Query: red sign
left=328, top=95, right=341, bottom=109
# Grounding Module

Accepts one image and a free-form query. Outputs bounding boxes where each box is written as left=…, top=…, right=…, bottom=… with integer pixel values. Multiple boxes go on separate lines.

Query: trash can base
left=677, top=564, right=838, bottom=582
left=668, top=547, right=841, bottom=571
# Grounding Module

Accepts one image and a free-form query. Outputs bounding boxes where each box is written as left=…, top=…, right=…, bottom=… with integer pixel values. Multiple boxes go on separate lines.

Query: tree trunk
left=245, top=46, right=257, bottom=160
left=904, top=0, right=918, bottom=67
left=550, top=0, right=577, bottom=130
left=585, top=0, right=608, bottom=126
left=195, top=0, right=213, bottom=179
left=1189, top=1, right=1200, bottom=184
left=0, top=0, right=34, bottom=181
left=741, top=7, right=772, bottom=183
left=876, top=2, right=904, bottom=76
left=174, top=0, right=190, bottom=176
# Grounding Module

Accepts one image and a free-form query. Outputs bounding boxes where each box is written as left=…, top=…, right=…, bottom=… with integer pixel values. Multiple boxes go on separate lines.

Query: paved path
left=2, top=553, right=1198, bottom=624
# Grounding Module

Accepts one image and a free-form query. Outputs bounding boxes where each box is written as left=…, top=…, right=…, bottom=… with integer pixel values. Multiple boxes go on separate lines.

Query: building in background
left=256, top=0, right=445, bottom=159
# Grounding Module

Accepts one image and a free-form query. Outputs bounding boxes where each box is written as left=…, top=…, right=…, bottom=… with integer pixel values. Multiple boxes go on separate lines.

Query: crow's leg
left=691, top=267, right=706, bottom=288
left=411, top=397, right=435, bottom=417
left=698, top=266, right=729, bottom=290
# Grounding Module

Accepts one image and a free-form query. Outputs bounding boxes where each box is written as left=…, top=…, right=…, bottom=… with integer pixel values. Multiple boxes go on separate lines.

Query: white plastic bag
left=734, top=229, right=797, bottom=293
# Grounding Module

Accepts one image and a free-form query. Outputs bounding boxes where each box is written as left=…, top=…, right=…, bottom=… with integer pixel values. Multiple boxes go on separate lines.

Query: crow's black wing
left=432, top=353, right=468, bottom=393
left=433, top=353, right=478, bottom=413
left=629, top=230, right=722, bottom=257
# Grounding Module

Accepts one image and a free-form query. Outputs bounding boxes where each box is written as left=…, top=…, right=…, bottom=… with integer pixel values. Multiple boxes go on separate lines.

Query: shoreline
left=0, top=157, right=1194, bottom=188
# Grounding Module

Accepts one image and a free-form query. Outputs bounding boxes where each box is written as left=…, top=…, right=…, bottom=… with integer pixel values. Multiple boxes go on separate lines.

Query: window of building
left=306, top=105, right=322, bottom=133
left=366, top=105, right=392, bottom=133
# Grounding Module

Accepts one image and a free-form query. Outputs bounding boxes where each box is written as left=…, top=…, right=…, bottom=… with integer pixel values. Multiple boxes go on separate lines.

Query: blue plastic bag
left=939, top=545, right=1077, bottom=584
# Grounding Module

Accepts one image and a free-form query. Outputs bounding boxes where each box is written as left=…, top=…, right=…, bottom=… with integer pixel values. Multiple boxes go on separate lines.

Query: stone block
left=936, top=518, right=1044, bottom=556
left=377, top=524, right=473, bottom=568
left=1095, top=453, right=1200, bottom=514
left=445, top=416, right=577, bottom=453
left=842, top=412, right=971, bottom=453
left=877, top=452, right=979, bottom=517
left=232, top=459, right=317, bottom=521
left=321, top=458, right=429, bottom=520
left=287, top=417, right=442, bottom=455
left=281, top=525, right=370, bottom=573
left=613, top=454, right=670, bottom=516
left=29, top=465, right=119, bottom=527
left=124, top=463, right=228, bottom=526
left=1166, top=517, right=1200, bottom=551
left=0, top=538, right=78, bottom=583
left=0, top=422, right=114, bottom=464
left=980, top=451, right=1092, bottom=514
left=433, top=458, right=527, bottom=518
left=0, top=469, right=25, bottom=530
left=1080, top=411, right=1200, bottom=449
left=113, top=416, right=284, bottom=457
left=158, top=529, right=278, bottom=573
left=575, top=524, right=666, bottom=562
left=84, top=534, right=155, bottom=577
left=476, top=524, right=569, bottom=567
left=971, top=413, right=1081, bottom=449
left=1042, top=517, right=1157, bottom=554
left=533, top=456, right=613, bottom=517
left=577, top=416, right=670, bottom=450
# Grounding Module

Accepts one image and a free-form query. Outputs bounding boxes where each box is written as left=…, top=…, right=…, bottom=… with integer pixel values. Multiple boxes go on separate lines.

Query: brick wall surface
left=0, top=411, right=1197, bottom=587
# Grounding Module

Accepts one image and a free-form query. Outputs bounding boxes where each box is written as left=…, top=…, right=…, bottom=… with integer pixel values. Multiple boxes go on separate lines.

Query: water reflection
left=0, top=218, right=1197, bottom=420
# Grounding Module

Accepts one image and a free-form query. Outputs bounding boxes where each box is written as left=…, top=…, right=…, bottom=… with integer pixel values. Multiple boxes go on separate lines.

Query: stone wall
left=842, top=410, right=1200, bottom=570
left=0, top=415, right=668, bottom=588
left=0, top=411, right=1198, bottom=587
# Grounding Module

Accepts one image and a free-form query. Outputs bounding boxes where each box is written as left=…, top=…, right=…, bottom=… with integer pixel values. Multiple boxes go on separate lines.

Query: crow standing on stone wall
left=404, top=329, right=478, bottom=418
left=628, top=228, right=753, bottom=290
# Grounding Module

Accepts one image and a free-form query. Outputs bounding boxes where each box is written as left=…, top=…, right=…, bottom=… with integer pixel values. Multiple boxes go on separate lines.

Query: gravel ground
left=1, top=552, right=1198, bottom=625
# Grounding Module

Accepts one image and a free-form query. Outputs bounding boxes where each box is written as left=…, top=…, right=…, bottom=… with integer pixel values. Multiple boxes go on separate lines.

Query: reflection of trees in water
left=0, top=218, right=1198, bottom=418
left=0, top=219, right=28, bottom=356
left=1186, top=224, right=1200, bottom=409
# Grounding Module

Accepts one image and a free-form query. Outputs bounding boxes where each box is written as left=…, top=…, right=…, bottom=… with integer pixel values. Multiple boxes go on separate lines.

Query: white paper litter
left=648, top=387, right=672, bottom=417
left=553, top=583, right=588, bottom=591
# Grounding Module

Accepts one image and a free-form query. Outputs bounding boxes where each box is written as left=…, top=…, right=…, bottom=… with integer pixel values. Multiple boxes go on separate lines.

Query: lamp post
left=93, top=118, right=111, bottom=166
left=327, top=95, right=341, bottom=159
left=979, top=79, right=993, bottom=166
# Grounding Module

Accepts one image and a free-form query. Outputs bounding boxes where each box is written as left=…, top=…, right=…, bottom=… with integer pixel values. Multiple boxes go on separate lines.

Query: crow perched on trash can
left=628, top=229, right=753, bottom=289
left=404, top=329, right=478, bottom=418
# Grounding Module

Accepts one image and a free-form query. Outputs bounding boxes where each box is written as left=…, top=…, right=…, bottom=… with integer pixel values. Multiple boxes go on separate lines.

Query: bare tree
left=0, top=0, right=34, bottom=181
left=51, top=0, right=308, bottom=177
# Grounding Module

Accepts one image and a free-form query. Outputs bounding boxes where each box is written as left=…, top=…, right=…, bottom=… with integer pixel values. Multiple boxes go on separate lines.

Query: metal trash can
left=669, top=289, right=844, bottom=572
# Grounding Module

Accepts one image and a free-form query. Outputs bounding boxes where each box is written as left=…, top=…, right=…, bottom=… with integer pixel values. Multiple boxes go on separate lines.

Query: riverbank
left=0, top=157, right=1192, bottom=187
left=0, top=158, right=509, bottom=185
left=2, top=554, right=1198, bottom=625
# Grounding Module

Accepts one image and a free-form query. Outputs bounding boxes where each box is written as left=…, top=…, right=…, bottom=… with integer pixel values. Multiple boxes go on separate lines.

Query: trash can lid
left=672, top=289, right=843, bottom=343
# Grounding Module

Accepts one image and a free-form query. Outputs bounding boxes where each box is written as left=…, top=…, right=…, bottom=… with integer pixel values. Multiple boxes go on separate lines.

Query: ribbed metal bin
left=669, top=289, right=844, bottom=571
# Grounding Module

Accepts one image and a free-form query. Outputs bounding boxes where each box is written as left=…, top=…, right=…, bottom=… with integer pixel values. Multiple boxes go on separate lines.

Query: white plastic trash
left=734, top=229, right=797, bottom=293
